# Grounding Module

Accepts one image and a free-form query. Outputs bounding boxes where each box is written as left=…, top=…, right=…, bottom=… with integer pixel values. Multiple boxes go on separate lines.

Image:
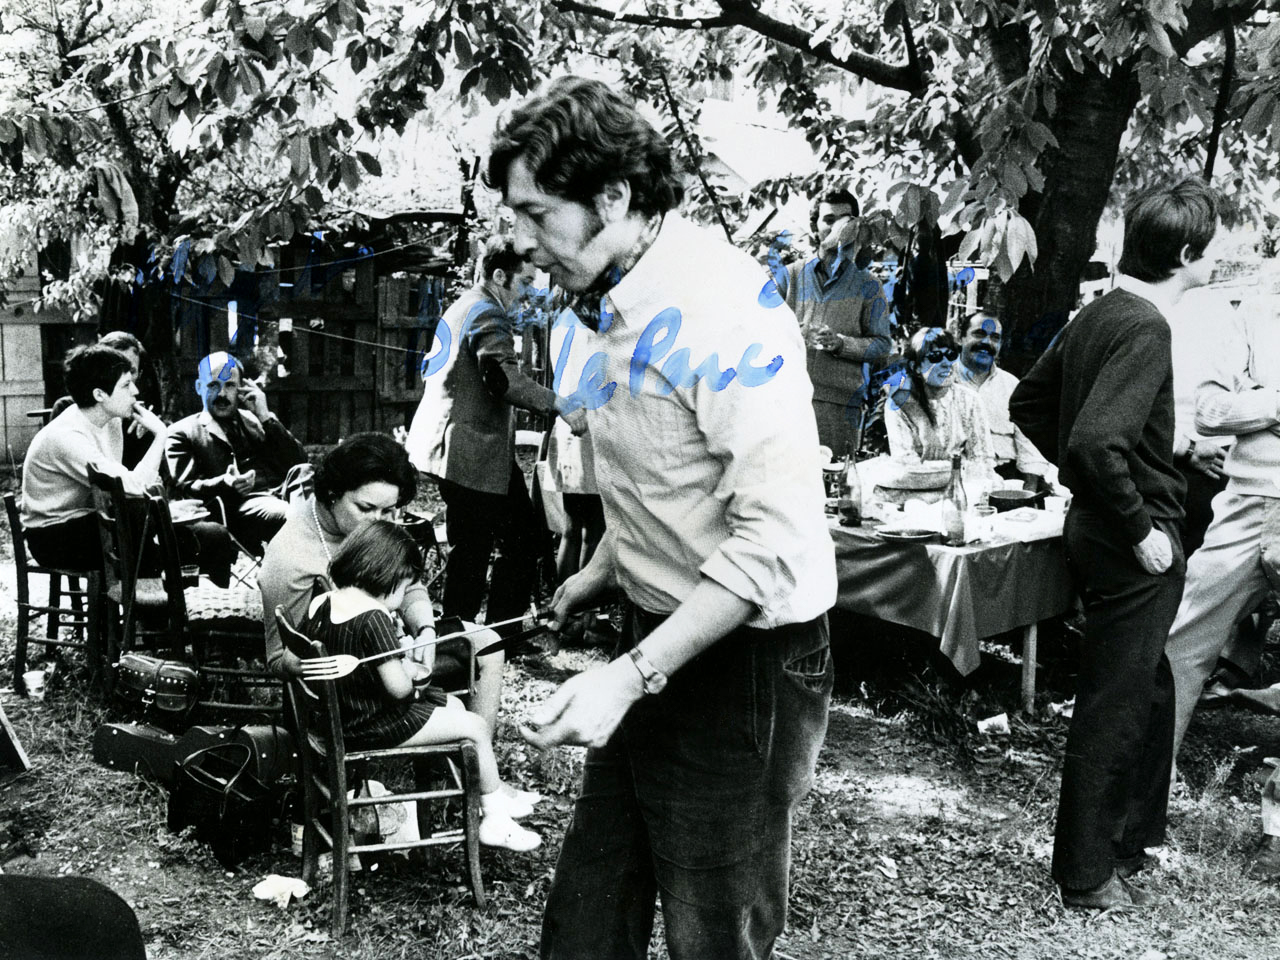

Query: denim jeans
left=540, top=603, right=833, bottom=960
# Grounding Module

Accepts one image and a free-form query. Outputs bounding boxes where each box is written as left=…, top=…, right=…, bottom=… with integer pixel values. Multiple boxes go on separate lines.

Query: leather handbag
left=115, top=654, right=199, bottom=726
left=175, top=724, right=296, bottom=786
left=167, top=743, right=288, bottom=867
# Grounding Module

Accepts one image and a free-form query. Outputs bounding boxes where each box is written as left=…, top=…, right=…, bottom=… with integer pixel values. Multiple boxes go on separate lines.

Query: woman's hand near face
left=130, top=402, right=167, bottom=437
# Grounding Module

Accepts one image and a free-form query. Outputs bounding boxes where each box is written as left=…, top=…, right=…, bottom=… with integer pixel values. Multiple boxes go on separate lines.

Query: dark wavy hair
left=1117, top=178, right=1220, bottom=283
left=64, top=345, right=134, bottom=408
left=480, top=235, right=527, bottom=282
left=328, top=520, right=422, bottom=597
left=903, top=327, right=960, bottom=427
left=314, top=433, right=416, bottom=509
left=484, top=76, right=684, bottom=218
left=810, top=187, right=860, bottom=234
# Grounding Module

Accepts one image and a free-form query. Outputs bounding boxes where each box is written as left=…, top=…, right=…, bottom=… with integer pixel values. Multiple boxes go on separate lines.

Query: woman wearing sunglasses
left=881, top=327, right=998, bottom=496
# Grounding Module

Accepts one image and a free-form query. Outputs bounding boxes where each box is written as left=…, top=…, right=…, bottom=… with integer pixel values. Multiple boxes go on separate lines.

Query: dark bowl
left=987, top=488, right=1046, bottom=513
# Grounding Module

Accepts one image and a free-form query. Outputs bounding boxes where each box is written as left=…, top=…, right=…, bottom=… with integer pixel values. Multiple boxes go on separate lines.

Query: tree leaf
left=245, top=16, right=267, bottom=42
left=356, top=150, right=382, bottom=176
left=1143, top=16, right=1175, bottom=58
left=23, top=117, right=47, bottom=159
left=340, top=155, right=361, bottom=192
left=290, top=136, right=309, bottom=178
left=217, top=254, right=236, bottom=288
left=1004, top=214, right=1038, bottom=272
left=455, top=30, right=472, bottom=67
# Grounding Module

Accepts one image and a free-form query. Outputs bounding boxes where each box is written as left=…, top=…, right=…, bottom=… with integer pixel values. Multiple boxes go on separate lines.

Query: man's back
left=1012, top=288, right=1184, bottom=543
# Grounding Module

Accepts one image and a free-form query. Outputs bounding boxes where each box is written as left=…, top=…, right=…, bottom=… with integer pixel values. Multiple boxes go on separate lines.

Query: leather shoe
left=1115, top=852, right=1147, bottom=879
left=1060, top=872, right=1134, bottom=911
left=1118, top=875, right=1155, bottom=906
left=1246, top=835, right=1280, bottom=880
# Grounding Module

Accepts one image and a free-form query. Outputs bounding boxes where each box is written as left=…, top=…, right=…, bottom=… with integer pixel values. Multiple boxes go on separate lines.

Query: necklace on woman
left=311, top=498, right=333, bottom=565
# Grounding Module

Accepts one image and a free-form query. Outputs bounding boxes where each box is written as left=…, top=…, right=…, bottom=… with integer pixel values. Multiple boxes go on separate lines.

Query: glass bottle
left=838, top=443, right=862, bottom=527
left=942, top=453, right=967, bottom=545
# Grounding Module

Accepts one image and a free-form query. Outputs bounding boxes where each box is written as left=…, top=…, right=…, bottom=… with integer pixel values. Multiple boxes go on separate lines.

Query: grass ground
left=2, top=499, right=1278, bottom=958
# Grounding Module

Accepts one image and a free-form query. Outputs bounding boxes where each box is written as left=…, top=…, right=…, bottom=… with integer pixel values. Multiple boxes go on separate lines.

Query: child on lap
left=301, top=520, right=541, bottom=852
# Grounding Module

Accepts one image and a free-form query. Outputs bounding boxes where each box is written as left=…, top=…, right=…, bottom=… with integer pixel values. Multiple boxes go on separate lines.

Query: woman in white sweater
left=20, top=345, right=168, bottom=570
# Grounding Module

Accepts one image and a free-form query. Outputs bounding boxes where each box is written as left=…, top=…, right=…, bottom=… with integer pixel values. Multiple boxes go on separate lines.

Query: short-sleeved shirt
left=300, top=593, right=446, bottom=750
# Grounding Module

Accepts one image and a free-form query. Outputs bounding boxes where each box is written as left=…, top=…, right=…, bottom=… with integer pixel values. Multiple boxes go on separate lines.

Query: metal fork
left=298, top=610, right=546, bottom=680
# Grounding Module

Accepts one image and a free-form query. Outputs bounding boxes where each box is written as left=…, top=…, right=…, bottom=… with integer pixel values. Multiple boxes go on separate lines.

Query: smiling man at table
left=1010, top=178, right=1222, bottom=910
left=487, top=76, right=836, bottom=960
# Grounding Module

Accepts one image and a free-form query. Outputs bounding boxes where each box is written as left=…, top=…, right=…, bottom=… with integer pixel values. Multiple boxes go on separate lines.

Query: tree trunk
left=997, top=63, right=1141, bottom=376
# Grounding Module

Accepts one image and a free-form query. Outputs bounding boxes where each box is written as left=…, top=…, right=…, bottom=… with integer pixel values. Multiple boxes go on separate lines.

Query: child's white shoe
left=505, top=786, right=543, bottom=807
left=479, top=813, right=541, bottom=852
left=483, top=790, right=535, bottom=820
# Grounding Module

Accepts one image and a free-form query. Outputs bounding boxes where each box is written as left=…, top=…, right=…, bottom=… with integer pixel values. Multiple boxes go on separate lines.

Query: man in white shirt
left=1165, top=293, right=1280, bottom=792
left=953, top=310, right=1057, bottom=488
left=487, top=76, right=836, bottom=960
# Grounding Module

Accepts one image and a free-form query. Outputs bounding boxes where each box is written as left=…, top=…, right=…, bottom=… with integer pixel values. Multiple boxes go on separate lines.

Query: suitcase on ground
left=174, top=724, right=295, bottom=785
left=91, top=723, right=182, bottom=786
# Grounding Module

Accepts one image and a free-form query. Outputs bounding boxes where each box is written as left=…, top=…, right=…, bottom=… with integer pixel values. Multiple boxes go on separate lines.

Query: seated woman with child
left=871, top=327, right=999, bottom=502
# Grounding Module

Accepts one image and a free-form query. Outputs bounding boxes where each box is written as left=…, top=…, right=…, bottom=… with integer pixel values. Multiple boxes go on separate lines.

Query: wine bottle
left=942, top=453, right=967, bottom=545
left=838, top=443, right=862, bottom=527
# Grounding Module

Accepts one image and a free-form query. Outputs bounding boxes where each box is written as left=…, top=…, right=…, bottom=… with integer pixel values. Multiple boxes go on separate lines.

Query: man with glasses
left=406, top=235, right=586, bottom=641
left=1011, top=178, right=1223, bottom=910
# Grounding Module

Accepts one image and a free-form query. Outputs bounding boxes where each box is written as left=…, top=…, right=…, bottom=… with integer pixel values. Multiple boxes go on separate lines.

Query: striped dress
left=300, top=595, right=447, bottom=750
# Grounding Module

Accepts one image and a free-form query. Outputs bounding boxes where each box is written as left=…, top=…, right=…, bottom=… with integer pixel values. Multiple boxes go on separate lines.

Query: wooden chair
left=144, top=494, right=279, bottom=719
left=276, top=607, right=485, bottom=938
left=4, top=494, right=104, bottom=694
left=85, top=467, right=178, bottom=676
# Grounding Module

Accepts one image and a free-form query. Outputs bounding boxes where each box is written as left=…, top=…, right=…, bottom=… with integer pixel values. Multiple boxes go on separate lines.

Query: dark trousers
left=540, top=604, right=833, bottom=960
left=1053, top=507, right=1186, bottom=890
left=26, top=512, right=236, bottom=586
left=1177, top=463, right=1227, bottom=558
left=437, top=462, right=541, bottom=634
left=26, top=513, right=101, bottom=571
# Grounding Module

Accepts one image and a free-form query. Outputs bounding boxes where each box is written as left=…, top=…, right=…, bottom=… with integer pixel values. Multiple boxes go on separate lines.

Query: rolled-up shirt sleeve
left=692, top=344, right=834, bottom=625
left=1195, top=311, right=1280, bottom=436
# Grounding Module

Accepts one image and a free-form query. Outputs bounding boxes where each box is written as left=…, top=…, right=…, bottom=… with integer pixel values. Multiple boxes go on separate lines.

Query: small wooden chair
left=276, top=607, right=485, bottom=938
left=85, top=468, right=176, bottom=676
left=147, top=494, right=278, bottom=718
left=4, top=494, right=103, bottom=693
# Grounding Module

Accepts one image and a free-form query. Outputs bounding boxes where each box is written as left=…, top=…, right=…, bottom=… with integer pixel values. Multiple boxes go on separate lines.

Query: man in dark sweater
left=1010, top=177, right=1221, bottom=910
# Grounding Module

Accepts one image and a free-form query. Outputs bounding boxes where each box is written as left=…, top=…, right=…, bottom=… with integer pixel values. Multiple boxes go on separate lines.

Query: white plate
left=875, top=528, right=940, bottom=543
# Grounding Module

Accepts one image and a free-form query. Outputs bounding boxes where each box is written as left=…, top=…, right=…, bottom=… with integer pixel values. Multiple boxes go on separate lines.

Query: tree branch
left=552, top=0, right=735, bottom=30
left=1203, top=21, right=1234, bottom=180
left=654, top=64, right=733, bottom=243
left=551, top=0, right=926, bottom=93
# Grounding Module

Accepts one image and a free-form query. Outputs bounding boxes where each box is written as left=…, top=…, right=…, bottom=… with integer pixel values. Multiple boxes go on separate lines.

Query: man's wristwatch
left=627, top=647, right=668, bottom=695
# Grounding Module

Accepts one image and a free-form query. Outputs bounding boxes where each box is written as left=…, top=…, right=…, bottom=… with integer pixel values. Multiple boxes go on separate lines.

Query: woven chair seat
left=184, top=584, right=263, bottom=622
left=106, top=577, right=167, bottom=607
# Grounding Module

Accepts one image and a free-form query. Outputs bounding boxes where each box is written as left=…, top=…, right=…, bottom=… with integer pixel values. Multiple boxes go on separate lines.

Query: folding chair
left=276, top=607, right=484, bottom=938
left=4, top=493, right=103, bottom=693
